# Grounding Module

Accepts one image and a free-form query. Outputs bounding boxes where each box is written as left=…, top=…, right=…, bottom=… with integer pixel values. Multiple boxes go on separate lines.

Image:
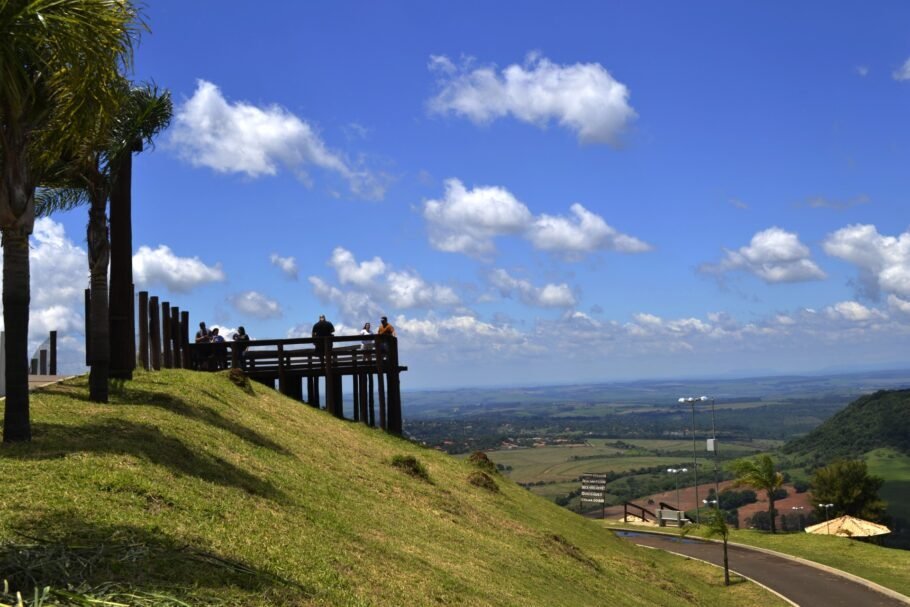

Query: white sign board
left=580, top=473, right=608, bottom=503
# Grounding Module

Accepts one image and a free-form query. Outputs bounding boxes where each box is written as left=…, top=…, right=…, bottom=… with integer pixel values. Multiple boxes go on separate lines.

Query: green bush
left=468, top=471, right=500, bottom=493
left=391, top=455, right=431, bottom=482
left=467, top=451, right=498, bottom=474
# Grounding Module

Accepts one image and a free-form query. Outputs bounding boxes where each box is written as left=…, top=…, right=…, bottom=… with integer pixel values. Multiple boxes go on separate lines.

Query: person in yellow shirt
left=377, top=316, right=395, bottom=336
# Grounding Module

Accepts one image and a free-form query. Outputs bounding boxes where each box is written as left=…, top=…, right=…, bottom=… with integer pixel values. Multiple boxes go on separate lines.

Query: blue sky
left=11, top=1, right=910, bottom=388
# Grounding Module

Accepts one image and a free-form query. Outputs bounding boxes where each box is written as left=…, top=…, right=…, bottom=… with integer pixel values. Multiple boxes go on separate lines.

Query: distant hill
left=0, top=370, right=778, bottom=606
left=783, top=389, right=910, bottom=460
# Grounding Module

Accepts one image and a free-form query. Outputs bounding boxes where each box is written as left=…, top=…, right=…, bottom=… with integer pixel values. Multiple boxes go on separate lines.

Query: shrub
left=793, top=480, right=810, bottom=493
left=468, top=471, right=500, bottom=493
left=227, top=368, right=253, bottom=394
left=467, top=451, right=498, bottom=474
left=391, top=455, right=431, bottom=482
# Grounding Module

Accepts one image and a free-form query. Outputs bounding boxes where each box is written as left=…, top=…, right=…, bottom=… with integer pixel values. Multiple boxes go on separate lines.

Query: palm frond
left=34, top=186, right=88, bottom=217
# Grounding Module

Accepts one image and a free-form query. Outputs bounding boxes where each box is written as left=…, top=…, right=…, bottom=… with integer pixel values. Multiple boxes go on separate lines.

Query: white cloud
left=528, top=203, right=651, bottom=255
left=825, top=301, right=886, bottom=322
left=308, top=248, right=461, bottom=324
left=387, top=271, right=460, bottom=309
left=395, top=313, right=524, bottom=346
left=428, top=53, right=636, bottom=145
left=30, top=218, right=87, bottom=310
left=423, top=179, right=648, bottom=259
left=888, top=295, right=910, bottom=315
left=270, top=253, right=298, bottom=280
left=228, top=291, right=283, bottom=319
left=328, top=247, right=386, bottom=287
left=308, top=276, right=381, bottom=321
left=423, top=178, right=532, bottom=256
left=823, top=224, right=910, bottom=300
left=702, top=227, right=826, bottom=283
left=0, top=218, right=87, bottom=375
left=892, top=58, right=910, bottom=81
left=170, top=80, right=386, bottom=199
left=855, top=65, right=869, bottom=77
left=133, top=245, right=225, bottom=293
left=489, top=268, right=576, bottom=308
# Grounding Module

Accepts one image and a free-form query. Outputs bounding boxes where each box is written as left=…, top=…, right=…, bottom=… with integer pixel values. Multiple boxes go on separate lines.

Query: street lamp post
left=678, top=397, right=700, bottom=524
left=791, top=506, right=805, bottom=531
left=702, top=396, right=720, bottom=500
left=667, top=467, right=687, bottom=510
left=820, top=503, right=835, bottom=535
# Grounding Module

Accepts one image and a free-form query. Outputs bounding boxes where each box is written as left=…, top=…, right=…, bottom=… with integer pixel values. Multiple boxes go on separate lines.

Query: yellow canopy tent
left=805, top=515, right=890, bottom=537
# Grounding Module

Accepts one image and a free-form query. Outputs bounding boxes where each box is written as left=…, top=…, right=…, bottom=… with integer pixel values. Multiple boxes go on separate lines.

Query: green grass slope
left=783, top=389, right=910, bottom=460
left=0, top=370, right=785, bottom=606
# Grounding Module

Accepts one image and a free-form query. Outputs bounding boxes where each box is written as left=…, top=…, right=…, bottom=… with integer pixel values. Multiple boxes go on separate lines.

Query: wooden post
left=277, top=344, right=287, bottom=395
left=387, top=337, right=402, bottom=434
left=359, top=373, right=368, bottom=424
left=289, top=375, right=303, bottom=401
left=161, top=302, right=171, bottom=368
left=84, top=289, right=91, bottom=365
left=324, top=338, right=336, bottom=415
left=180, top=310, right=190, bottom=369
left=307, top=376, right=318, bottom=407
left=49, top=330, right=57, bottom=375
left=138, top=292, right=149, bottom=371
left=368, top=372, right=375, bottom=427
left=377, top=367, right=386, bottom=430
left=170, top=307, right=181, bottom=369
left=149, top=296, right=161, bottom=370
left=352, top=355, right=360, bottom=421
left=334, top=374, right=344, bottom=419
left=39, top=349, right=47, bottom=375
left=351, top=374, right=359, bottom=421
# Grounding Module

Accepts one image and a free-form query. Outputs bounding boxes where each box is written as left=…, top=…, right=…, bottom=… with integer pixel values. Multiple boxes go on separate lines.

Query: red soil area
left=603, top=480, right=813, bottom=528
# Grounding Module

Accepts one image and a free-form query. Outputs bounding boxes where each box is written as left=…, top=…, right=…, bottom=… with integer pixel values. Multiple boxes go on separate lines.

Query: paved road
left=616, top=530, right=908, bottom=607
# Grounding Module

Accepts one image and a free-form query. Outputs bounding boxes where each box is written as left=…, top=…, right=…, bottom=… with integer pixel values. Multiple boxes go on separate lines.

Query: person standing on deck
left=377, top=316, right=395, bottom=337
left=360, top=322, right=373, bottom=350
left=377, top=316, right=395, bottom=359
left=312, top=314, right=335, bottom=355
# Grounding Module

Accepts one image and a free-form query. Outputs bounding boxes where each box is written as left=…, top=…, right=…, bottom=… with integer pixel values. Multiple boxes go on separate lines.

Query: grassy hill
left=783, top=389, right=910, bottom=460
left=0, top=370, right=783, bottom=606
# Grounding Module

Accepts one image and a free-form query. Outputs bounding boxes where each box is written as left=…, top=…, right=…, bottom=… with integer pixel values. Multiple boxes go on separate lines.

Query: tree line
left=2, top=0, right=172, bottom=442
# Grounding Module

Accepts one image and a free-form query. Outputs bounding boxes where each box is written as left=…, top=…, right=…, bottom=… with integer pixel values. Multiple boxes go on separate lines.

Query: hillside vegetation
left=783, top=389, right=910, bottom=460
left=0, top=370, right=783, bottom=606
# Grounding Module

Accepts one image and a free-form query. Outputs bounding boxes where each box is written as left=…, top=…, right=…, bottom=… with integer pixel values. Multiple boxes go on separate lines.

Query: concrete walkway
left=616, top=530, right=909, bottom=607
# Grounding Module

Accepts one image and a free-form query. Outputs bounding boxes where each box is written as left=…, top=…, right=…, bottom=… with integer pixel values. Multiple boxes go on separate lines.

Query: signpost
left=580, top=473, right=608, bottom=519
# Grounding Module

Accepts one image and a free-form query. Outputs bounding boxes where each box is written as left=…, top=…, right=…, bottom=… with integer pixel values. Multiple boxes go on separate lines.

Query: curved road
left=616, top=530, right=909, bottom=607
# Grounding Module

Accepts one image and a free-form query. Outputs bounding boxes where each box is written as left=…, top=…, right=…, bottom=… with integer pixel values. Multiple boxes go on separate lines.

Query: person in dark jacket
left=312, top=314, right=335, bottom=355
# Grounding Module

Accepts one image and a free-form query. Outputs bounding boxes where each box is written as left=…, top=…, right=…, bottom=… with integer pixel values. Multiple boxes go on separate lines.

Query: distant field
left=487, top=438, right=772, bottom=486
left=865, top=448, right=910, bottom=524
left=488, top=448, right=684, bottom=484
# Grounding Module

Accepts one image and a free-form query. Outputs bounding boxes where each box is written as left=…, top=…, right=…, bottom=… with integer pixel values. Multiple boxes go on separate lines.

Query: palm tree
left=683, top=507, right=731, bottom=586
left=730, top=454, right=784, bottom=533
left=37, top=82, right=170, bottom=401
left=109, top=85, right=172, bottom=380
left=0, top=0, right=139, bottom=439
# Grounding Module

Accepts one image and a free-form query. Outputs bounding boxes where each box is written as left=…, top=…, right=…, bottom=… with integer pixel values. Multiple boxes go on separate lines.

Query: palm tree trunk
left=1, top=124, right=34, bottom=442
left=2, top=231, right=31, bottom=441
left=769, top=495, right=776, bottom=533
left=109, top=152, right=134, bottom=380
left=88, top=201, right=110, bottom=403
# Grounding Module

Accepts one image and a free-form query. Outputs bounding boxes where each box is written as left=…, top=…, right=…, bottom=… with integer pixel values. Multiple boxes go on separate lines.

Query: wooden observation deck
left=115, top=291, right=407, bottom=435
left=187, top=335, right=406, bottom=434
